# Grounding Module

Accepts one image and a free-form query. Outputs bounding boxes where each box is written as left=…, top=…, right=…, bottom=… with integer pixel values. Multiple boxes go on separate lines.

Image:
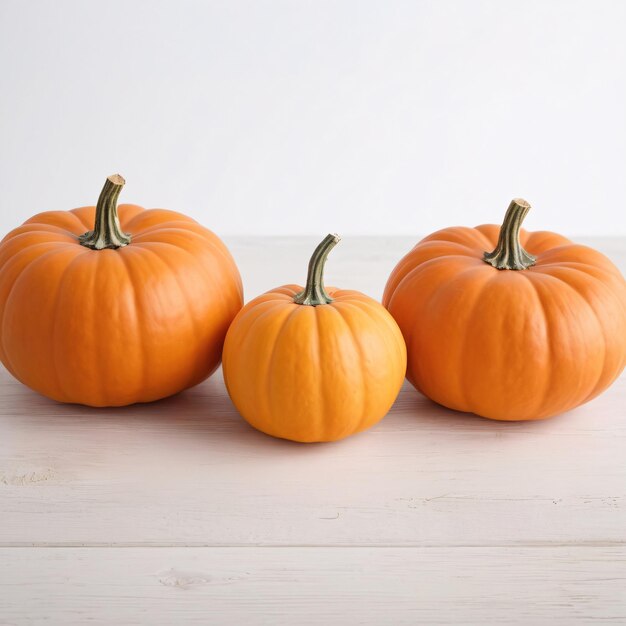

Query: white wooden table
left=1, top=236, right=625, bottom=625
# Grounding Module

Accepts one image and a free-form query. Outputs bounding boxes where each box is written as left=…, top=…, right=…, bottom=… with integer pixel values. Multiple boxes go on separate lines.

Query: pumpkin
left=222, top=234, right=407, bottom=442
left=0, top=175, right=243, bottom=406
left=383, top=199, right=626, bottom=421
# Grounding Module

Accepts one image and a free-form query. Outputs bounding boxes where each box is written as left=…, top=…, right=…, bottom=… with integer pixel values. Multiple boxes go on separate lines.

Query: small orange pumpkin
left=383, top=199, right=626, bottom=421
left=0, top=175, right=243, bottom=406
left=222, top=234, right=407, bottom=442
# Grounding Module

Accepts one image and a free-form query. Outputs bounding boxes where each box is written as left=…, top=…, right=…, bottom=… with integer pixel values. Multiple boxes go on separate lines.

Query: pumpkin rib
left=384, top=242, right=483, bottom=302
left=224, top=299, right=297, bottom=432
left=523, top=271, right=606, bottom=417
left=131, top=221, right=216, bottom=242
left=112, top=247, right=147, bottom=401
left=472, top=224, right=501, bottom=249
left=135, top=227, right=243, bottom=302
left=326, top=303, right=367, bottom=426
left=536, top=256, right=624, bottom=279
left=531, top=266, right=622, bottom=404
left=386, top=255, right=483, bottom=313
left=422, top=227, right=494, bottom=251
left=263, top=303, right=304, bottom=435
left=50, top=249, right=96, bottom=403
left=2, top=245, right=86, bottom=398
left=447, top=266, right=498, bottom=414
left=133, top=229, right=242, bottom=291
left=139, top=236, right=243, bottom=338
left=69, top=207, right=98, bottom=230
left=3, top=226, right=76, bottom=246
left=135, top=242, right=222, bottom=384
left=427, top=264, right=497, bottom=413
left=122, top=209, right=198, bottom=232
left=334, top=298, right=406, bottom=373
left=312, top=306, right=325, bottom=438
left=0, top=224, right=77, bottom=247
left=533, top=261, right=620, bottom=287
left=518, top=272, right=554, bottom=419
left=0, top=239, right=72, bottom=273
left=25, top=210, right=88, bottom=233
left=524, top=230, right=572, bottom=254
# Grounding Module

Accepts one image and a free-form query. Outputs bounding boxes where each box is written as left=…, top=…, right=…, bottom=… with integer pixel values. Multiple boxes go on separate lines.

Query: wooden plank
left=1, top=547, right=625, bottom=625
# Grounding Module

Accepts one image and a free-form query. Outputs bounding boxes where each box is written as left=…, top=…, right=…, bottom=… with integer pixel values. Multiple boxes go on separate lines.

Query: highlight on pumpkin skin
left=222, top=234, right=408, bottom=443
left=78, top=174, right=131, bottom=250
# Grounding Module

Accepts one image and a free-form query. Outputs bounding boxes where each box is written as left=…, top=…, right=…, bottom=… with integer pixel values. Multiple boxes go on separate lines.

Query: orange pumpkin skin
left=383, top=215, right=626, bottom=421
left=223, top=285, right=407, bottom=442
left=0, top=200, right=243, bottom=406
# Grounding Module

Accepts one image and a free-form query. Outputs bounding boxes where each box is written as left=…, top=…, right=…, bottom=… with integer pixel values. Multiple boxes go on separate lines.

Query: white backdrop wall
left=1, top=0, right=625, bottom=237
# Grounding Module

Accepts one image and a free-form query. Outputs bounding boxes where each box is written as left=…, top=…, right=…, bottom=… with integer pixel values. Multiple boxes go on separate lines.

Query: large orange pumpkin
left=0, top=175, right=243, bottom=406
left=222, top=234, right=407, bottom=442
left=383, top=199, right=626, bottom=421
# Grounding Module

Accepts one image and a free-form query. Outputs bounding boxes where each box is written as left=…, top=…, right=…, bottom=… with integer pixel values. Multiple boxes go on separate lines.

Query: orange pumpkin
left=0, top=175, right=243, bottom=406
left=222, top=234, right=407, bottom=442
left=383, top=199, right=626, bottom=421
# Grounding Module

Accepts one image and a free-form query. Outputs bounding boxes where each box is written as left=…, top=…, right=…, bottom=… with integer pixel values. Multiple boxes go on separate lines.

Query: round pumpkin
left=222, top=234, right=407, bottom=442
left=0, top=174, right=243, bottom=406
left=383, top=199, right=626, bottom=421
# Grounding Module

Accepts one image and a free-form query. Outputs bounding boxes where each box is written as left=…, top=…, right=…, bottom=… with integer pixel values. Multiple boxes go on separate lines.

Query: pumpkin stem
left=483, top=198, right=536, bottom=270
left=79, top=174, right=132, bottom=250
left=293, top=233, right=340, bottom=306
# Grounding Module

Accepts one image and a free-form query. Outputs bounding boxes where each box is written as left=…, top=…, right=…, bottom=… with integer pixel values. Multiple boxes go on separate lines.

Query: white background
left=1, top=0, right=625, bottom=237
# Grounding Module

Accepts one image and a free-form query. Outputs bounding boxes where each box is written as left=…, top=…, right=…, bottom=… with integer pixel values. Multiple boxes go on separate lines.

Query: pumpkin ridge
left=535, top=252, right=623, bottom=277
left=528, top=266, right=619, bottom=404
left=421, top=227, right=493, bottom=251
left=0, top=239, right=72, bottom=273
left=524, top=269, right=612, bottom=417
left=131, top=222, right=214, bottom=241
left=123, top=209, right=198, bottom=232
left=50, top=248, right=97, bottom=403
left=3, top=246, right=86, bottom=399
left=264, top=303, right=304, bottom=435
left=325, top=303, right=367, bottom=430
left=25, top=210, right=88, bottom=233
left=224, top=299, right=297, bottom=428
left=428, top=264, right=496, bottom=412
left=518, top=271, right=554, bottom=418
left=387, top=254, right=482, bottom=313
left=134, top=228, right=243, bottom=291
left=135, top=240, right=240, bottom=319
left=472, top=224, right=502, bottom=250
left=113, top=246, right=147, bottom=400
left=1, top=224, right=78, bottom=246
left=384, top=242, right=484, bottom=302
left=69, top=207, right=97, bottom=230
left=532, top=262, right=626, bottom=299
left=132, top=242, right=229, bottom=388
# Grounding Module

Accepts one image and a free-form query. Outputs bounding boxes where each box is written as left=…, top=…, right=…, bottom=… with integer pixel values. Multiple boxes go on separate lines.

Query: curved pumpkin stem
left=79, top=174, right=131, bottom=250
left=294, top=233, right=340, bottom=306
left=483, top=198, right=536, bottom=270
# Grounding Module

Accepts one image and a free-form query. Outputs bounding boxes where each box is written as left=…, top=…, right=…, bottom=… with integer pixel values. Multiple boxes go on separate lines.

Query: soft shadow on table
left=386, top=381, right=584, bottom=435
left=1, top=370, right=347, bottom=454
left=0, top=368, right=598, bottom=456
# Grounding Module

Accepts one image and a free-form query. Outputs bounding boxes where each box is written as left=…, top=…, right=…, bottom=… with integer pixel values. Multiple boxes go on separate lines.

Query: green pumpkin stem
left=483, top=198, right=536, bottom=270
left=79, top=174, right=132, bottom=250
left=293, top=233, right=340, bottom=306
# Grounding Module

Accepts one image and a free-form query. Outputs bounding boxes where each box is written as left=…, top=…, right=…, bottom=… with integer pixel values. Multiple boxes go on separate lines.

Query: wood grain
left=0, top=236, right=625, bottom=623
left=1, top=547, right=625, bottom=625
